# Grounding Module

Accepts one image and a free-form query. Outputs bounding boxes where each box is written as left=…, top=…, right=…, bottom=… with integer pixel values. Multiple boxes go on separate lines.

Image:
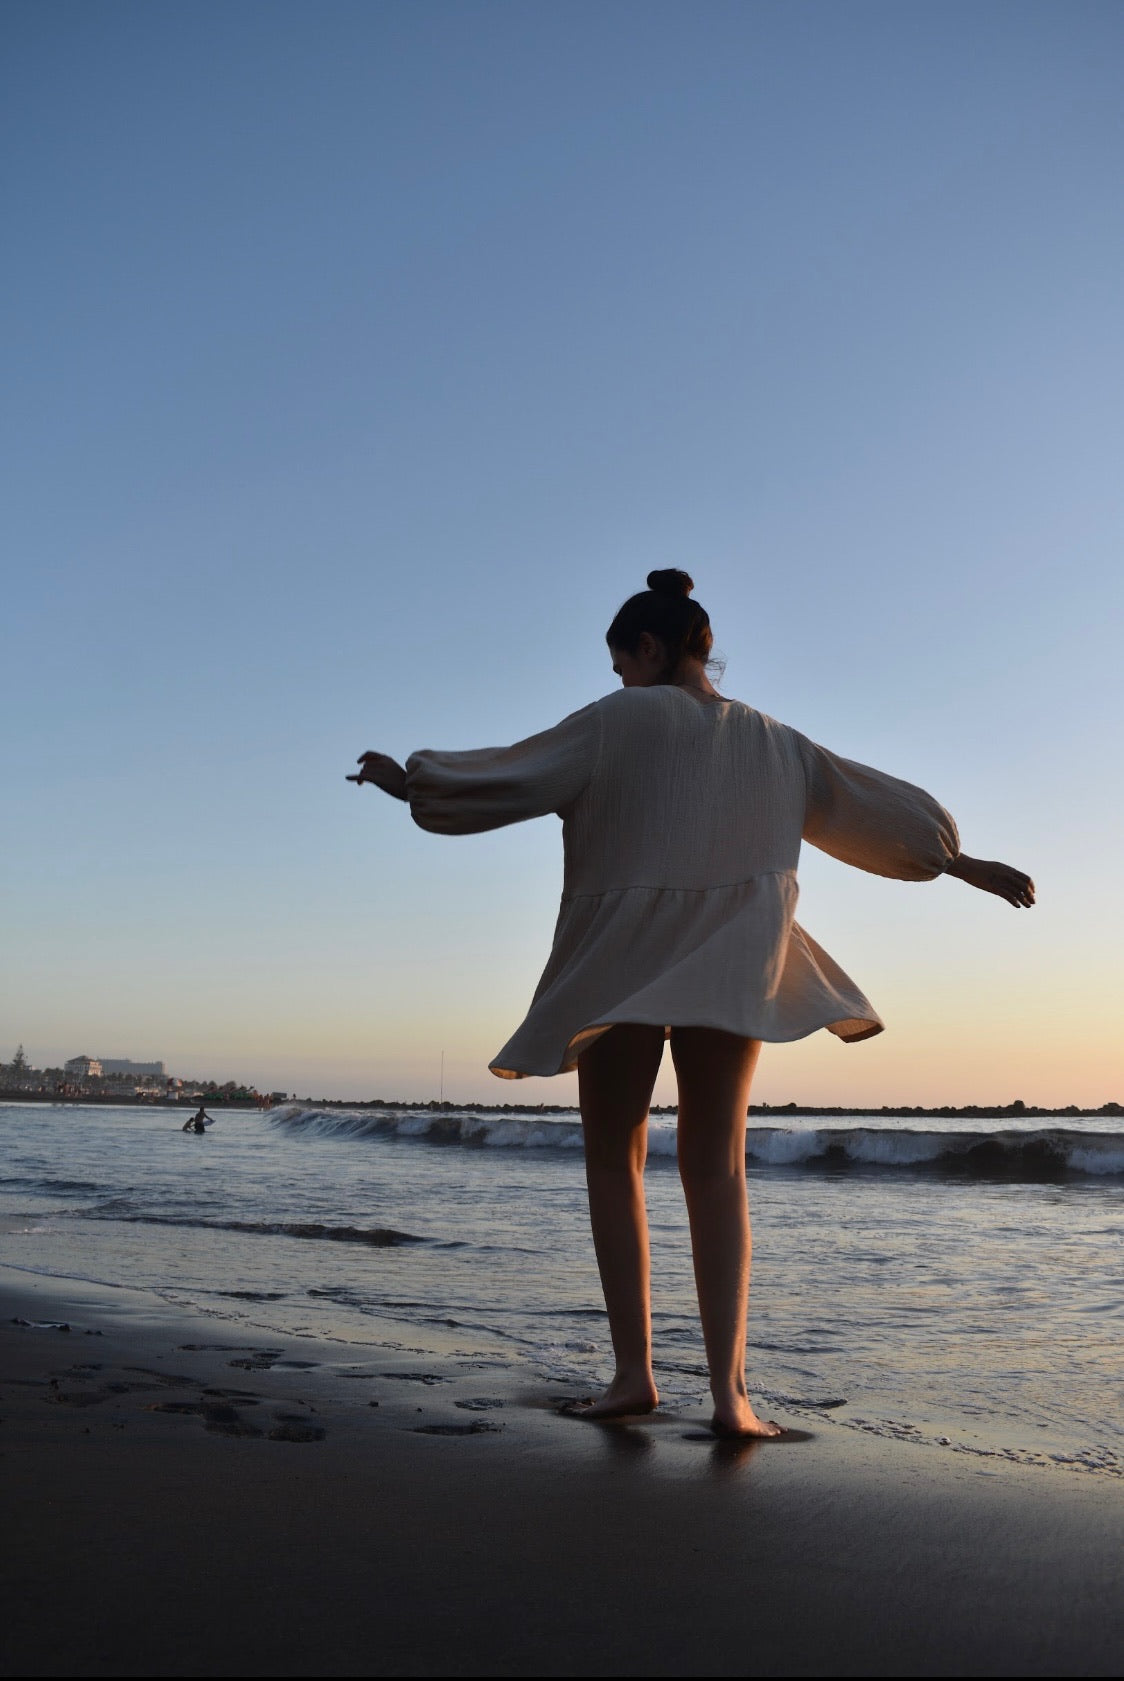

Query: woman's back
left=403, top=679, right=960, bottom=1074
left=564, top=687, right=805, bottom=896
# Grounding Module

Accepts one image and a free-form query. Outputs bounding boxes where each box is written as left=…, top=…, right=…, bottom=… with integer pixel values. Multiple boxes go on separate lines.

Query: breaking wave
left=742, top=1127, right=1124, bottom=1178
left=266, top=1106, right=1124, bottom=1180
left=268, top=1104, right=588, bottom=1153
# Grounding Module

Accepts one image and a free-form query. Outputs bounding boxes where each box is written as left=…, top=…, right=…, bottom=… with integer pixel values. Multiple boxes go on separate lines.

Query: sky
left=3, top=0, right=1122, bottom=1108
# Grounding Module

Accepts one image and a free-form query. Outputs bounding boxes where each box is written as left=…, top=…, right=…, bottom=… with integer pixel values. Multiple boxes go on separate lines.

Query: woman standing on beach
left=349, top=572, right=1034, bottom=1438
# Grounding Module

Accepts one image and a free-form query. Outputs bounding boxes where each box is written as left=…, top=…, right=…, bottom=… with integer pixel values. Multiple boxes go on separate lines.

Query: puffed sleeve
left=797, top=733, right=959, bottom=881
left=405, top=702, right=601, bottom=835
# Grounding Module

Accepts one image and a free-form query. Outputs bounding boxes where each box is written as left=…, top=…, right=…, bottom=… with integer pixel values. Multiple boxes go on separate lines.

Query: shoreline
left=4, top=1092, right=1121, bottom=1119
left=3, top=1268, right=1123, bottom=1677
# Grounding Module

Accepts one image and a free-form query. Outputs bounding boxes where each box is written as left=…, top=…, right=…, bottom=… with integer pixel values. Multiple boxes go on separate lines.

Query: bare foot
left=710, top=1397, right=785, bottom=1439
left=560, top=1373, right=659, bottom=1420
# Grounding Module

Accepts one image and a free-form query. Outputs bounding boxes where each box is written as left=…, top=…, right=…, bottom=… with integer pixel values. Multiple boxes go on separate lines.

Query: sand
left=2, top=1268, right=1122, bottom=1678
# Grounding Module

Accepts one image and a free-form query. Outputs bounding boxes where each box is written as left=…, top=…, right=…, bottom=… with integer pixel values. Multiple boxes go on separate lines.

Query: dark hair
left=605, top=570, right=714, bottom=679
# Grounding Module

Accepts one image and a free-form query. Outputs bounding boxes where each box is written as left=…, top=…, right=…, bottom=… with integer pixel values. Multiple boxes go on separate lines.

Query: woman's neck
left=669, top=661, right=721, bottom=701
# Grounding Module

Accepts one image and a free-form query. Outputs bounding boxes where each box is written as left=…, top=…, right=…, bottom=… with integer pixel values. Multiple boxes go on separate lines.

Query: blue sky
left=3, top=0, right=1121, bottom=1105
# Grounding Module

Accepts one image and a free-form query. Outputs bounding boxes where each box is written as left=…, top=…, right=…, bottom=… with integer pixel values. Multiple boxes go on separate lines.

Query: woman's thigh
left=670, top=1028, right=761, bottom=1178
left=577, top=1024, right=666, bottom=1170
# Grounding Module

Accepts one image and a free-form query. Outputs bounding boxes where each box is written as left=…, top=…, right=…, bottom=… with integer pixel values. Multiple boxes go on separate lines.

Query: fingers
left=348, top=752, right=408, bottom=796
left=1011, top=871, right=1035, bottom=908
left=349, top=752, right=385, bottom=787
left=996, top=866, right=1035, bottom=909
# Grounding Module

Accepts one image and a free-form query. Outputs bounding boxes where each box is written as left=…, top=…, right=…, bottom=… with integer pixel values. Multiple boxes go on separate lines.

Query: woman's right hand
left=347, top=752, right=408, bottom=800
left=946, top=855, right=1035, bottom=908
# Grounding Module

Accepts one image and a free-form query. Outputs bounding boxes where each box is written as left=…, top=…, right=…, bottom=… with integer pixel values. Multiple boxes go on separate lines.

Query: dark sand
left=2, top=1269, right=1122, bottom=1678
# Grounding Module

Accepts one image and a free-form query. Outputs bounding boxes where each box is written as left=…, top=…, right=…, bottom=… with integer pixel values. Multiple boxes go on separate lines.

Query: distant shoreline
left=2, top=1091, right=1120, bottom=1120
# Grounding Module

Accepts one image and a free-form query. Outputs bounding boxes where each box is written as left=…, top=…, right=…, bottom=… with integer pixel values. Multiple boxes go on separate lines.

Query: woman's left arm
left=798, top=732, right=960, bottom=881
left=797, top=733, right=1034, bottom=906
left=944, top=853, right=1035, bottom=908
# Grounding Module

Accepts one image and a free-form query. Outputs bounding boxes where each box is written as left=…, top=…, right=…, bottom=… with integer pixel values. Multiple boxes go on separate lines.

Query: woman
left=349, top=571, right=1034, bottom=1439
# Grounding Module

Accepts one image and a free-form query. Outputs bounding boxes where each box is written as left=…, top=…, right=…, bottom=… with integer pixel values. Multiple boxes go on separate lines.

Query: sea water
left=1, top=1100, right=1121, bottom=1475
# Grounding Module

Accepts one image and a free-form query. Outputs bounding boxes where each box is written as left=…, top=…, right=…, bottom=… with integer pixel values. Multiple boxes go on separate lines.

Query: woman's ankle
left=608, top=1366, right=658, bottom=1400
left=710, top=1374, right=749, bottom=1411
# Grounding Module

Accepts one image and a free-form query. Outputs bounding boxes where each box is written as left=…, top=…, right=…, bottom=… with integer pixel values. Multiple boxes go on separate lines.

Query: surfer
left=182, top=1106, right=212, bottom=1135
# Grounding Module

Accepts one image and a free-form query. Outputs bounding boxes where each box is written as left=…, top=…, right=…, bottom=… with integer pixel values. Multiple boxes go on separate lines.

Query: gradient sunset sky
left=4, top=0, right=1121, bottom=1107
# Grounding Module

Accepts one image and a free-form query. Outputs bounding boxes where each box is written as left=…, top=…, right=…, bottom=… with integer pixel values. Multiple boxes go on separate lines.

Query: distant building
left=64, top=1055, right=103, bottom=1079
left=100, top=1059, right=166, bottom=1078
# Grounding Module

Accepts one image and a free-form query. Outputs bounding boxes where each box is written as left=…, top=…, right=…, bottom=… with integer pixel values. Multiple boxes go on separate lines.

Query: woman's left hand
left=946, top=854, right=1035, bottom=908
left=347, top=752, right=408, bottom=800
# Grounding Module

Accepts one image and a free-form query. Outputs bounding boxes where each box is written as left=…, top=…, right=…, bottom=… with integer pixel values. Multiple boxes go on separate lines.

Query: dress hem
left=488, top=1008, right=884, bottom=1079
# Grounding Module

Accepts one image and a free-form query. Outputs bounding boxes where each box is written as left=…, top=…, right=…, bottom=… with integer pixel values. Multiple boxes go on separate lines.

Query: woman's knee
left=677, top=1135, right=747, bottom=1186
left=584, top=1122, right=648, bottom=1175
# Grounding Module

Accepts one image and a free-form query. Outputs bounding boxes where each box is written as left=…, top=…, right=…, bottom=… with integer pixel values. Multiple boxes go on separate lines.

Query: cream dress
left=405, top=687, right=959, bottom=1079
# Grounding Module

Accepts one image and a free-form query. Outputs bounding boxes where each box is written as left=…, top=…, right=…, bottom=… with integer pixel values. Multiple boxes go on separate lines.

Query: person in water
left=348, top=571, right=1034, bottom=1439
left=182, top=1106, right=212, bottom=1134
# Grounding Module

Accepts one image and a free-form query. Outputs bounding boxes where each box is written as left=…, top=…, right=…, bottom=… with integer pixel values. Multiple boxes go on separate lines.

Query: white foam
left=1067, top=1145, right=1124, bottom=1175
left=395, top=1115, right=435, bottom=1138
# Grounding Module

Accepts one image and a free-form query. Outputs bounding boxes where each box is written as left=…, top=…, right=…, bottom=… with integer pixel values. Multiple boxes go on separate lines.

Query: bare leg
left=671, top=1027, right=781, bottom=1438
left=574, top=1023, right=666, bottom=1417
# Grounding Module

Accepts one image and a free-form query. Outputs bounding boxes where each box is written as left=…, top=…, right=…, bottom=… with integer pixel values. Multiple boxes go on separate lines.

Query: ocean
left=2, top=1100, right=1121, bottom=1476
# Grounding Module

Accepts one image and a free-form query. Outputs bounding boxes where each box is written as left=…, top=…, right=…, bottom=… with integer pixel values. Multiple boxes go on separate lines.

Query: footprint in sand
left=44, top=1366, right=156, bottom=1406
left=205, top=1416, right=264, bottom=1438
left=146, top=1398, right=325, bottom=1443
left=413, top=1421, right=503, bottom=1436
left=268, top=1420, right=326, bottom=1443
left=147, top=1399, right=264, bottom=1437
left=123, top=1366, right=205, bottom=1387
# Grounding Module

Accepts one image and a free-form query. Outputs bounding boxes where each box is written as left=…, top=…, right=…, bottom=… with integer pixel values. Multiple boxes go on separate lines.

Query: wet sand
left=2, top=1269, right=1122, bottom=1678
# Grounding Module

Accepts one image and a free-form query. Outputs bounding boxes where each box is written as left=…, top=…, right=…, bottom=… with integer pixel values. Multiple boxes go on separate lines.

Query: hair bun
left=646, top=568, right=695, bottom=598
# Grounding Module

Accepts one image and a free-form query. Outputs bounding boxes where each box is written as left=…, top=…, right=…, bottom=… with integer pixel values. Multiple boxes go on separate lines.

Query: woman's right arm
left=349, top=702, right=601, bottom=835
